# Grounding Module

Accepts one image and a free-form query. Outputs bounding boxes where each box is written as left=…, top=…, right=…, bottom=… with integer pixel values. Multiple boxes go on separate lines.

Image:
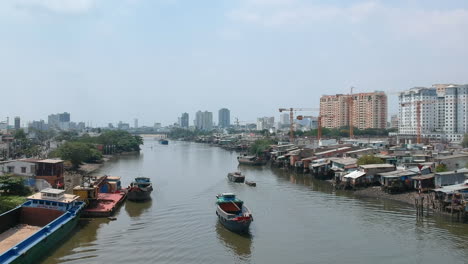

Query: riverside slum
left=190, top=133, right=468, bottom=219
left=266, top=137, right=468, bottom=219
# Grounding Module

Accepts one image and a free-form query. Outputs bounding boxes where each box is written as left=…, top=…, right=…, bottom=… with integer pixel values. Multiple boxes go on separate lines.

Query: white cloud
left=228, top=1, right=468, bottom=44
left=13, top=0, right=97, bottom=14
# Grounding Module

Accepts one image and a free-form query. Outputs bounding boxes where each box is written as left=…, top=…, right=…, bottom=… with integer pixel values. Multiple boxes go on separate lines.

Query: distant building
left=14, top=116, right=20, bottom=130
left=48, top=112, right=70, bottom=131
left=118, top=121, right=130, bottom=130
left=108, top=123, right=114, bottom=129
left=154, top=123, right=162, bottom=129
left=390, top=115, right=399, bottom=129
left=29, top=120, right=48, bottom=131
left=279, top=113, right=290, bottom=126
left=397, top=84, right=468, bottom=142
left=180, top=113, right=189, bottom=129
left=134, top=118, right=139, bottom=129
left=195, top=111, right=213, bottom=131
left=218, top=108, right=230, bottom=128
left=256, top=117, right=275, bottom=131
left=320, top=91, right=387, bottom=129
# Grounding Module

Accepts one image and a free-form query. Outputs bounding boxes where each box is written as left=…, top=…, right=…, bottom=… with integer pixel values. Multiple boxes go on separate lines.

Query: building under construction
left=319, top=91, right=388, bottom=130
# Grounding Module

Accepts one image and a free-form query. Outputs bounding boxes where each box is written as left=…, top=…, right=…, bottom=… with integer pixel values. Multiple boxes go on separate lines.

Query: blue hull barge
left=0, top=188, right=85, bottom=264
left=216, top=193, right=253, bottom=233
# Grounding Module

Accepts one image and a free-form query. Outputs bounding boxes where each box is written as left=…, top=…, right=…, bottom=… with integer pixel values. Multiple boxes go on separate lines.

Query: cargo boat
left=127, top=177, right=153, bottom=201
left=227, top=172, right=245, bottom=183
left=237, top=155, right=267, bottom=166
left=73, top=176, right=127, bottom=217
left=0, top=188, right=85, bottom=264
left=216, top=193, right=253, bottom=233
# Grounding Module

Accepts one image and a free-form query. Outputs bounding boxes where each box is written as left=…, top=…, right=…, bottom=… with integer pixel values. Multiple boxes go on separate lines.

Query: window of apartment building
left=7, top=166, right=14, bottom=173
left=21, top=167, right=26, bottom=173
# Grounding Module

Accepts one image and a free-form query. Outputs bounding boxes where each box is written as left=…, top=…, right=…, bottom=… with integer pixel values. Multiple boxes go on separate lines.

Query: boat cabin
left=27, top=188, right=80, bottom=212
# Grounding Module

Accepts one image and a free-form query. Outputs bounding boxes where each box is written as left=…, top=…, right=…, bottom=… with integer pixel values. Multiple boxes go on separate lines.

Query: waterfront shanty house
left=434, top=169, right=468, bottom=188
left=434, top=153, right=468, bottom=171
left=432, top=181, right=468, bottom=216
left=328, top=157, right=358, bottom=182
left=309, top=159, right=331, bottom=179
left=314, top=147, right=351, bottom=159
left=374, top=154, right=397, bottom=165
left=411, top=174, right=435, bottom=192
left=0, top=158, right=64, bottom=188
left=359, top=164, right=396, bottom=184
left=344, top=148, right=375, bottom=159
left=378, top=170, right=418, bottom=193
left=342, top=171, right=367, bottom=187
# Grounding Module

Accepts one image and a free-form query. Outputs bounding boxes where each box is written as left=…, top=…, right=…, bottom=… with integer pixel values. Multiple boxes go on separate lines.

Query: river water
left=42, top=139, right=468, bottom=264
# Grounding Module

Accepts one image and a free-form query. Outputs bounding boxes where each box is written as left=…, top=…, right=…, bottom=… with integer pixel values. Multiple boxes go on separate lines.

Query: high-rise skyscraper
left=14, top=117, right=20, bottom=130
left=398, top=84, right=468, bottom=142
left=180, top=113, right=189, bottom=129
left=195, top=111, right=213, bottom=131
left=320, top=91, right=387, bottom=129
left=218, top=108, right=230, bottom=128
left=134, top=118, right=139, bottom=129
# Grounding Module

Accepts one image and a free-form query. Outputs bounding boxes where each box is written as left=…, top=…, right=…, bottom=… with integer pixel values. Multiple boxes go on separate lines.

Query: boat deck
left=83, top=193, right=126, bottom=216
left=0, top=224, right=41, bottom=254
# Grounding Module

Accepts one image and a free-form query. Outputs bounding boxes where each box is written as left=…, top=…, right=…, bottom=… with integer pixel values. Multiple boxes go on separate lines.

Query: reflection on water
left=125, top=199, right=153, bottom=218
left=215, top=221, right=252, bottom=260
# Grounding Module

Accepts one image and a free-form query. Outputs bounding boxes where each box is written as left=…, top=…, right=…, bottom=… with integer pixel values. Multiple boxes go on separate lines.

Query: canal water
left=42, top=139, right=468, bottom=264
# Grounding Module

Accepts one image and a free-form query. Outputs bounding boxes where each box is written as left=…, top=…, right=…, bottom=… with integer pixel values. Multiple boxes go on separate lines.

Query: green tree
left=0, top=175, right=30, bottom=196
left=435, top=163, right=448, bottom=172
left=249, top=139, right=275, bottom=156
left=462, top=134, right=468, bottom=148
left=51, top=142, right=102, bottom=168
left=357, top=155, right=384, bottom=166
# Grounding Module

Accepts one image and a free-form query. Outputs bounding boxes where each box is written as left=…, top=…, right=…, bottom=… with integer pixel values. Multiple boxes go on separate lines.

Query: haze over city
left=1, top=0, right=468, bottom=126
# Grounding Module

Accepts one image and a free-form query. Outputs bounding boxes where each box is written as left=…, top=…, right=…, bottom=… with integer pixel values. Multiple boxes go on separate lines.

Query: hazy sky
left=1, top=0, right=468, bottom=127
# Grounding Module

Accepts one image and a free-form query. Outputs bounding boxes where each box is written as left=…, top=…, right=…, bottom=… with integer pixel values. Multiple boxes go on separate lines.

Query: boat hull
left=216, top=205, right=252, bottom=233
left=227, top=174, right=245, bottom=183
left=237, top=158, right=267, bottom=166
left=127, top=189, right=152, bottom=201
left=0, top=203, right=84, bottom=264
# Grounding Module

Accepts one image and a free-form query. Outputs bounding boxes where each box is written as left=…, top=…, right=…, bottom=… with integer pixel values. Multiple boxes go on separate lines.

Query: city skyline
left=1, top=0, right=468, bottom=125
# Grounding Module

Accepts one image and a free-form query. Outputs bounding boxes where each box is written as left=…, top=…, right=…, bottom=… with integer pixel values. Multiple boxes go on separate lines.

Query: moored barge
left=0, top=188, right=85, bottom=264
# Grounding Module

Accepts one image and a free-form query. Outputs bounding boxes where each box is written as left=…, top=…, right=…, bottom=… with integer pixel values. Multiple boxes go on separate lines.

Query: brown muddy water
left=42, top=139, right=468, bottom=264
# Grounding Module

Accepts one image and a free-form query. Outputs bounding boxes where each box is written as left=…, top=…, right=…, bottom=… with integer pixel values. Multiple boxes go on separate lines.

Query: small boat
left=127, top=177, right=153, bottom=201
left=237, top=155, right=267, bottom=166
left=227, top=172, right=245, bottom=183
left=0, top=188, right=85, bottom=264
left=245, top=181, right=256, bottom=187
left=159, top=139, right=169, bottom=145
left=216, top=193, right=253, bottom=233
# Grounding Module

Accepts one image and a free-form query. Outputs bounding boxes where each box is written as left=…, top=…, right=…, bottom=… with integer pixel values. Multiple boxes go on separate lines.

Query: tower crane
left=278, top=108, right=318, bottom=143
left=348, top=87, right=354, bottom=139
left=400, top=100, right=437, bottom=144
left=297, top=114, right=334, bottom=142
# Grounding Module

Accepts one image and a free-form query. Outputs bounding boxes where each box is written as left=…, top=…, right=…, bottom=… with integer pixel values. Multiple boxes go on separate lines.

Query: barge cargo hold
left=0, top=188, right=85, bottom=264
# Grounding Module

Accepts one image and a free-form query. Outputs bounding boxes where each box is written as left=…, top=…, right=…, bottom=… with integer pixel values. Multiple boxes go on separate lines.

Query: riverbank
left=353, top=186, right=431, bottom=207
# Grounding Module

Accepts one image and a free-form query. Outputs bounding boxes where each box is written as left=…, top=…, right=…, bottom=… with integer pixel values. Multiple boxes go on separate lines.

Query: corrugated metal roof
left=343, top=171, right=366, bottom=179
left=360, top=164, right=395, bottom=169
